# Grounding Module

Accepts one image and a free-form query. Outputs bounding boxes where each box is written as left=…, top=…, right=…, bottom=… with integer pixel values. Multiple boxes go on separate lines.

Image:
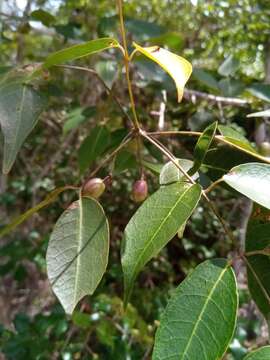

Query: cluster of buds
left=81, top=175, right=148, bottom=203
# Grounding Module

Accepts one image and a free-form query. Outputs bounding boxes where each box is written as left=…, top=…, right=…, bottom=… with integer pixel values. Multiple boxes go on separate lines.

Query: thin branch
left=149, top=131, right=270, bottom=164
left=116, top=0, right=140, bottom=130
left=184, top=88, right=251, bottom=106
left=56, top=64, right=132, bottom=125
left=83, top=131, right=134, bottom=184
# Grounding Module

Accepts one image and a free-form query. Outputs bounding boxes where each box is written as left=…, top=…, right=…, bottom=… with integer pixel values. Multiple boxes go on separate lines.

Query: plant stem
left=116, top=0, right=140, bottom=130
left=141, top=130, right=236, bottom=245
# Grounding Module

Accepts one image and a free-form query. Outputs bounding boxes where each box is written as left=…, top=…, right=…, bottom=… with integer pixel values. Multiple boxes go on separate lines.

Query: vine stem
left=116, top=0, right=140, bottom=130
left=141, top=130, right=236, bottom=245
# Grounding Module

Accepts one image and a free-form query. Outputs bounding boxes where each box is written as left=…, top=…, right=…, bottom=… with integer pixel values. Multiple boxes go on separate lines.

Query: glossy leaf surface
left=153, top=259, right=238, bottom=360
left=122, top=182, right=202, bottom=304
left=223, top=163, right=270, bottom=209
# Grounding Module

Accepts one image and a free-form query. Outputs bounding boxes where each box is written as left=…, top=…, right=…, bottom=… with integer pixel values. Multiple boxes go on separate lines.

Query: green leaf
left=247, top=109, right=270, bottom=118
left=46, top=197, right=109, bottom=315
left=153, top=259, right=238, bottom=360
left=245, top=207, right=270, bottom=320
left=30, top=9, right=56, bottom=26
left=223, top=163, right=270, bottom=209
left=189, top=121, right=217, bottom=175
left=142, top=159, right=163, bottom=174
left=78, top=126, right=111, bottom=173
left=244, top=346, right=270, bottom=360
left=114, top=150, right=136, bottom=174
left=95, top=60, right=118, bottom=89
left=159, top=159, right=199, bottom=185
left=0, top=75, right=47, bottom=174
left=122, top=182, right=202, bottom=304
left=133, top=42, right=192, bottom=102
left=218, top=78, right=244, bottom=97
left=0, top=186, right=76, bottom=238
left=218, top=55, right=239, bottom=77
left=192, top=68, right=219, bottom=90
left=42, top=38, right=119, bottom=70
left=247, top=84, right=270, bottom=103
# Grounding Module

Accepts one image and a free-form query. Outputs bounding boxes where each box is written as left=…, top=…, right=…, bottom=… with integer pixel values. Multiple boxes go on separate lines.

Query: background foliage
left=1, top=0, right=270, bottom=359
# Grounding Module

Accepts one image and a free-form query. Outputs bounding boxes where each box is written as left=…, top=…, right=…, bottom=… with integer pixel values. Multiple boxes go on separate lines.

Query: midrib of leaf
left=73, top=197, right=84, bottom=307
left=181, top=265, right=228, bottom=359
left=11, top=85, right=26, bottom=162
left=129, top=185, right=195, bottom=285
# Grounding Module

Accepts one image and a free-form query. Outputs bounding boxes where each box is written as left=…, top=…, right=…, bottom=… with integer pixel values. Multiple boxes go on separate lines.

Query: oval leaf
left=133, top=42, right=192, bottom=102
left=223, top=163, right=270, bottom=209
left=189, top=121, right=217, bottom=175
left=122, top=182, right=202, bottom=304
left=42, top=38, right=119, bottom=69
left=0, top=75, right=46, bottom=174
left=244, top=346, right=270, bottom=360
left=245, top=206, right=270, bottom=320
left=153, top=259, right=238, bottom=360
left=46, top=197, right=109, bottom=315
left=159, top=159, right=199, bottom=185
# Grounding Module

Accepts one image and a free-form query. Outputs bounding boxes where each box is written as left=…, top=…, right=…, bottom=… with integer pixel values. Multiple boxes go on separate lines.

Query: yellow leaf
left=133, top=42, right=192, bottom=102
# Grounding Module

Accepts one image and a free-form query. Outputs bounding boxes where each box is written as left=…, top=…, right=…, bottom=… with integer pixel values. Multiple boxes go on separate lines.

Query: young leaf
left=46, top=197, right=109, bottom=315
left=189, top=121, right=217, bottom=175
left=78, top=126, right=111, bottom=173
left=153, top=259, right=238, bottom=360
left=0, top=75, right=47, bottom=174
left=42, top=38, right=120, bottom=69
left=243, top=346, right=270, bottom=360
left=245, top=207, right=270, bottom=320
left=223, top=163, right=270, bottom=209
left=122, top=182, right=202, bottom=304
left=0, top=186, right=76, bottom=238
left=133, top=42, right=192, bottom=102
left=159, top=159, right=199, bottom=185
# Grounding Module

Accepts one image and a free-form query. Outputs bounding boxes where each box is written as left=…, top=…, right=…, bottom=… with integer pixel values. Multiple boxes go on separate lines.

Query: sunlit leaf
left=46, top=197, right=109, bottom=315
left=153, top=259, right=238, bottom=360
left=133, top=42, right=192, bottom=102
left=223, top=163, right=270, bottom=209
left=122, top=182, right=201, bottom=304
left=247, top=109, right=270, bottom=118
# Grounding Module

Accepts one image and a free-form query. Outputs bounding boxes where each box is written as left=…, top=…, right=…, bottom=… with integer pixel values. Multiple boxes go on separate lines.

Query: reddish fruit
left=132, top=179, right=148, bottom=203
left=82, top=178, right=105, bottom=199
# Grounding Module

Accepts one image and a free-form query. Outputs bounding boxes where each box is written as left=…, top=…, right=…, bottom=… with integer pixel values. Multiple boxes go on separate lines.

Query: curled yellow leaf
left=133, top=42, right=192, bottom=102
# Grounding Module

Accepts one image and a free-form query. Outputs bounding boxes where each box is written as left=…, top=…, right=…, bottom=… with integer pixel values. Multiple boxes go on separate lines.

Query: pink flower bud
left=82, top=178, right=105, bottom=199
left=132, top=179, right=148, bottom=203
